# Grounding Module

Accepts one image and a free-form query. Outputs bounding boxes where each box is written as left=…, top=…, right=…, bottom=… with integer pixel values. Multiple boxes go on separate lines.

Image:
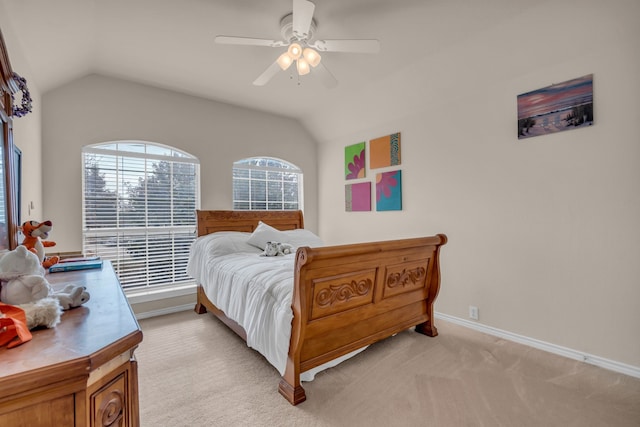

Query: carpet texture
left=137, top=311, right=640, bottom=426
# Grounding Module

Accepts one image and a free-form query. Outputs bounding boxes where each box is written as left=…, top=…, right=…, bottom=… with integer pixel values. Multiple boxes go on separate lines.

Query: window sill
left=126, top=283, right=196, bottom=304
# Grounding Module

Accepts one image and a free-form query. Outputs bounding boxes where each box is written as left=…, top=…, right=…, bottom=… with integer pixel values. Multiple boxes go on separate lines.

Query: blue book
left=49, top=259, right=104, bottom=273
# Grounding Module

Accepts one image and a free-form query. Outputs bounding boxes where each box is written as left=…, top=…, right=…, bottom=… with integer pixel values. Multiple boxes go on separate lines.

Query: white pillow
left=246, top=221, right=287, bottom=250
left=282, top=229, right=324, bottom=249
left=197, top=232, right=261, bottom=257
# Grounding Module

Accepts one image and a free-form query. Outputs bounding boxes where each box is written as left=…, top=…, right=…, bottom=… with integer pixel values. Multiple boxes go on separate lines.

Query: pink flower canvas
left=376, top=170, right=402, bottom=211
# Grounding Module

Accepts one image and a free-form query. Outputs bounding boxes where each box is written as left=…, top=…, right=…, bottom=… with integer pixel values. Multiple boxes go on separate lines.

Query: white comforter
left=187, top=230, right=361, bottom=381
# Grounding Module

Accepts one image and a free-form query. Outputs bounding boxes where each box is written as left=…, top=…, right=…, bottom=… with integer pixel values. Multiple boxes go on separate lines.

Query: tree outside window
left=82, top=141, right=199, bottom=291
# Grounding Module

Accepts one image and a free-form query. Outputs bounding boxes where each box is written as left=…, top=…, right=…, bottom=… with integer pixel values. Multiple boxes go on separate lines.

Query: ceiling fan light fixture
left=288, top=42, right=302, bottom=59
left=296, top=57, right=310, bottom=75
left=303, top=47, right=321, bottom=67
left=215, top=0, right=380, bottom=87
left=277, top=52, right=294, bottom=70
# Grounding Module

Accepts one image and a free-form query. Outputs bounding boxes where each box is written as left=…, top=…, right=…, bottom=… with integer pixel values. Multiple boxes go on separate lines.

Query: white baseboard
left=135, top=303, right=193, bottom=320
left=435, top=312, right=640, bottom=379
left=133, top=305, right=640, bottom=379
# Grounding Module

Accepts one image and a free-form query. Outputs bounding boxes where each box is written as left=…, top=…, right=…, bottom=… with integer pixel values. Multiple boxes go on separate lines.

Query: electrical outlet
left=469, top=305, right=479, bottom=320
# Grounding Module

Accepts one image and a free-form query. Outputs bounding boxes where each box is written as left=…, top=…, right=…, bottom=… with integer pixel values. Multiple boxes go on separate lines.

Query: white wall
left=2, top=0, right=638, bottom=371
left=308, top=0, right=640, bottom=367
left=0, top=13, right=43, bottom=228
left=41, top=74, right=319, bottom=252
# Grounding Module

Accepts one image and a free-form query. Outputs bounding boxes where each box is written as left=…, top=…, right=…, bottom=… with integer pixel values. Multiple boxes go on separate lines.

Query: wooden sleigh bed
left=192, top=210, right=447, bottom=405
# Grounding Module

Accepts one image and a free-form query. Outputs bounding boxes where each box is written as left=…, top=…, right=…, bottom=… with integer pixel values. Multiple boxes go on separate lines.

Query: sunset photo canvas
left=517, top=74, right=593, bottom=139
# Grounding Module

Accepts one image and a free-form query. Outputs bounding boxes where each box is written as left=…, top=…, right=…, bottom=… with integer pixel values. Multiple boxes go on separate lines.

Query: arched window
left=232, top=157, right=302, bottom=210
left=82, top=141, right=200, bottom=291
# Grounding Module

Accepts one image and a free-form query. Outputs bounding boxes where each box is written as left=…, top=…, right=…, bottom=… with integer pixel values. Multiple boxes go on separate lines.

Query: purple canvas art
left=345, top=182, right=371, bottom=212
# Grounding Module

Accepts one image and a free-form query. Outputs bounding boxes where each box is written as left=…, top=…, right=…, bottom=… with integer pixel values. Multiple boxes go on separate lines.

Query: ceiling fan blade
left=315, top=62, right=338, bottom=89
left=292, top=0, right=315, bottom=39
left=253, top=60, right=282, bottom=86
left=311, top=39, right=380, bottom=54
left=215, top=36, right=287, bottom=48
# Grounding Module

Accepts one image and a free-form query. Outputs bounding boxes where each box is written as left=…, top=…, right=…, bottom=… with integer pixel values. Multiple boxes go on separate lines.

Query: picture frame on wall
left=370, top=132, right=401, bottom=169
left=376, top=170, right=402, bottom=211
left=517, top=74, right=593, bottom=140
left=345, top=182, right=371, bottom=212
left=345, top=142, right=366, bottom=180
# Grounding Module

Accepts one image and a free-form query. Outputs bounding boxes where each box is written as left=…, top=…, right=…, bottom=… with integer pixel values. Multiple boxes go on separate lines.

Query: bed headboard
left=196, top=210, right=305, bottom=236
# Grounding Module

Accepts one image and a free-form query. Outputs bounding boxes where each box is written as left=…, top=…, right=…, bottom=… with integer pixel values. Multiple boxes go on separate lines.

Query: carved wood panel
left=91, top=371, right=128, bottom=427
left=309, top=269, right=377, bottom=320
left=382, top=258, right=431, bottom=299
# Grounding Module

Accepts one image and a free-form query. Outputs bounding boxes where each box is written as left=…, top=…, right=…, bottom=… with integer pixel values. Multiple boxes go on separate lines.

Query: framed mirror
left=0, top=131, right=7, bottom=250
left=0, top=27, right=20, bottom=251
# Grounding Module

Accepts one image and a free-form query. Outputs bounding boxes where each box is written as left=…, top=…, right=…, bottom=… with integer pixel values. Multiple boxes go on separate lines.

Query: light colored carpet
left=137, top=310, right=640, bottom=427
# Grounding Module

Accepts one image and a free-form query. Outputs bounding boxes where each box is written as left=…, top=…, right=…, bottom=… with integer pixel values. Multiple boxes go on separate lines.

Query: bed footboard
left=279, top=234, right=447, bottom=405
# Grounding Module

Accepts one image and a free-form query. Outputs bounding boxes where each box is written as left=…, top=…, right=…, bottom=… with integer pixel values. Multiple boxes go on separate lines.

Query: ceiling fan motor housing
left=280, top=13, right=316, bottom=44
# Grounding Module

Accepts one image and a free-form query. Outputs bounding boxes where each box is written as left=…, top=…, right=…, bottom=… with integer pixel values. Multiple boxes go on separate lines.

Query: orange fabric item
left=0, top=302, right=32, bottom=348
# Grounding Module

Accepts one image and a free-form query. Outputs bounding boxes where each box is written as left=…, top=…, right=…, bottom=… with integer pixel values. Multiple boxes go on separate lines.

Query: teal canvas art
left=376, top=170, right=402, bottom=211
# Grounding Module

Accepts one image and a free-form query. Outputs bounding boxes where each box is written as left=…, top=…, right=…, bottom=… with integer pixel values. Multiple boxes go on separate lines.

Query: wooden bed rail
left=279, top=234, right=447, bottom=405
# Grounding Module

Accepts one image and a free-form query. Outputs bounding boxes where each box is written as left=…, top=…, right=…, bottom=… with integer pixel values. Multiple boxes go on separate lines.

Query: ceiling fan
left=214, top=0, right=380, bottom=88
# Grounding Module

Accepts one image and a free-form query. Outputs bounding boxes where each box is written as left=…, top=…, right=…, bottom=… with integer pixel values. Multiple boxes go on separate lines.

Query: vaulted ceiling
left=0, top=0, right=536, bottom=122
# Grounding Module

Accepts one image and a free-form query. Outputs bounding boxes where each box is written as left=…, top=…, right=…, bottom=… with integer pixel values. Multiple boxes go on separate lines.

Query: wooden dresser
left=0, top=261, right=143, bottom=427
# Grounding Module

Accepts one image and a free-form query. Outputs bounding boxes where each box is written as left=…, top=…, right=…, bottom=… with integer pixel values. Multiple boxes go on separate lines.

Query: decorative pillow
left=246, top=221, right=287, bottom=250
left=282, top=229, right=325, bottom=249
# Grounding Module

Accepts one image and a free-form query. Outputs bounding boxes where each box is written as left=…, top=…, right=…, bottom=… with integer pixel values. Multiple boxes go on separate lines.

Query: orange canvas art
left=370, top=132, right=401, bottom=169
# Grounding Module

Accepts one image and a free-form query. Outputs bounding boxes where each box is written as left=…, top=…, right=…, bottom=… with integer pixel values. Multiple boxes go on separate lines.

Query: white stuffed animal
left=18, top=297, right=62, bottom=329
left=0, top=246, right=90, bottom=310
left=261, top=241, right=295, bottom=257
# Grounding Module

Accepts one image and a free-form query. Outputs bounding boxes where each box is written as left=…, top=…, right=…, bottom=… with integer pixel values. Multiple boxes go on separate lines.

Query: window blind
left=82, top=142, right=199, bottom=290
left=232, top=157, right=302, bottom=211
